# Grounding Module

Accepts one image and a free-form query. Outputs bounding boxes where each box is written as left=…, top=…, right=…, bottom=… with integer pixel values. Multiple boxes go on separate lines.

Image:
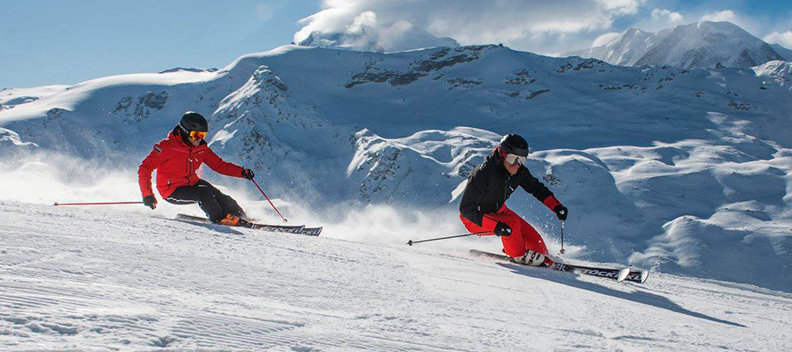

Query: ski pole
left=53, top=201, right=143, bottom=206
left=559, top=220, right=566, bottom=254
left=250, top=179, right=288, bottom=223
left=407, top=231, right=491, bottom=246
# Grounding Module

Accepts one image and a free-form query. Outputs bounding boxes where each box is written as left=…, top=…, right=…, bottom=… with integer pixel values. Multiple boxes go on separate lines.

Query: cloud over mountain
left=764, top=31, right=792, bottom=50
left=296, top=10, right=459, bottom=52
left=294, top=0, right=641, bottom=53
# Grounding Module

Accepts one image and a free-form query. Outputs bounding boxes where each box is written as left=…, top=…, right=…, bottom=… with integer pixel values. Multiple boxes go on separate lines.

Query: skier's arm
left=459, top=171, right=490, bottom=226
left=203, top=148, right=245, bottom=178
left=138, top=144, right=165, bottom=197
left=519, top=168, right=562, bottom=211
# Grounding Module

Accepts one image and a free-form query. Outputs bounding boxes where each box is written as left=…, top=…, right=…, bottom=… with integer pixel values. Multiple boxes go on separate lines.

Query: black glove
left=143, top=195, right=157, bottom=210
left=494, top=222, right=512, bottom=237
left=554, top=205, right=568, bottom=221
left=241, top=168, right=255, bottom=180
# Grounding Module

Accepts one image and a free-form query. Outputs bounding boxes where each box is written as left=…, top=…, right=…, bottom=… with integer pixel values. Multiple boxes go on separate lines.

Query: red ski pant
left=460, top=205, right=549, bottom=258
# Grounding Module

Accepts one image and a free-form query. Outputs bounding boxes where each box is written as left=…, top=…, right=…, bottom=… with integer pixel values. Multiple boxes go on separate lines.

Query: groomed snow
left=1, top=200, right=790, bottom=351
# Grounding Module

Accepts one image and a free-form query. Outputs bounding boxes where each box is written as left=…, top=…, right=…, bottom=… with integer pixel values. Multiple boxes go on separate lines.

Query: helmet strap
left=176, top=126, right=190, bottom=144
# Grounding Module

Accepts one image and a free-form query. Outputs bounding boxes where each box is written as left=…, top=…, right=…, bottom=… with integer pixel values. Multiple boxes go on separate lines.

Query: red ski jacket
left=138, top=127, right=245, bottom=199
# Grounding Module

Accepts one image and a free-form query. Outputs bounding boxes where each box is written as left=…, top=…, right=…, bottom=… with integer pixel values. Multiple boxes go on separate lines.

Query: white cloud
left=592, top=32, right=622, bottom=48
left=628, top=8, right=685, bottom=32
left=296, top=7, right=459, bottom=52
left=348, top=11, right=376, bottom=34
left=651, top=9, right=683, bottom=23
left=699, top=10, right=736, bottom=23
left=698, top=10, right=751, bottom=32
left=294, top=0, right=644, bottom=54
left=596, top=0, right=641, bottom=15
left=292, top=1, right=781, bottom=56
left=698, top=10, right=760, bottom=35
left=764, top=31, right=792, bottom=48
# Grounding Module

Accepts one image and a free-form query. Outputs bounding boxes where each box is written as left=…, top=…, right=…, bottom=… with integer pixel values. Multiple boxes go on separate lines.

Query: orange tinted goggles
left=189, top=131, right=207, bottom=140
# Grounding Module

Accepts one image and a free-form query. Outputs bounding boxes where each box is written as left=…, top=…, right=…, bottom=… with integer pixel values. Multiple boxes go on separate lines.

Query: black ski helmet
left=499, top=134, right=529, bottom=157
left=179, top=111, right=208, bottom=133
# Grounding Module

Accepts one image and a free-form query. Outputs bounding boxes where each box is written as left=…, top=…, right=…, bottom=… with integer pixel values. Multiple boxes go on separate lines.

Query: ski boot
left=510, top=250, right=547, bottom=267
left=218, top=214, right=241, bottom=226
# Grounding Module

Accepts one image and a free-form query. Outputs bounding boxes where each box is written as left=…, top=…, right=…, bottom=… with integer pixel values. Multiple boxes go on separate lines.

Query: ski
left=469, top=249, right=648, bottom=283
left=175, top=213, right=322, bottom=236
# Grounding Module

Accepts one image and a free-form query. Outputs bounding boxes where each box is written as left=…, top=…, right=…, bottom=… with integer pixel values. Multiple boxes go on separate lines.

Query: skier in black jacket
left=459, top=134, right=568, bottom=266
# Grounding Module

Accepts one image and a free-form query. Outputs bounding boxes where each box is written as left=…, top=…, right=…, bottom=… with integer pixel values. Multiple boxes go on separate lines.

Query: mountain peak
left=570, top=21, right=784, bottom=69
left=624, top=27, right=649, bottom=36
left=567, top=27, right=658, bottom=66
left=695, top=20, right=742, bottom=30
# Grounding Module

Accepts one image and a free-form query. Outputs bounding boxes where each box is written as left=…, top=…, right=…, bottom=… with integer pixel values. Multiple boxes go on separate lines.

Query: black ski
left=176, top=213, right=322, bottom=236
left=469, top=249, right=648, bottom=283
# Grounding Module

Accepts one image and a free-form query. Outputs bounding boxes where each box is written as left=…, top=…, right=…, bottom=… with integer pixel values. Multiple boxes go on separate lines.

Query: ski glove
left=494, top=222, right=512, bottom=237
left=553, top=205, right=568, bottom=221
left=143, top=195, right=157, bottom=210
left=241, top=169, right=255, bottom=180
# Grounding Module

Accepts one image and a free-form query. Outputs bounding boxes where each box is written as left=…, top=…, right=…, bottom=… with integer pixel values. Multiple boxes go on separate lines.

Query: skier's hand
left=143, top=195, right=157, bottom=210
left=241, top=168, right=255, bottom=180
left=553, top=205, right=568, bottom=221
left=494, top=222, right=512, bottom=237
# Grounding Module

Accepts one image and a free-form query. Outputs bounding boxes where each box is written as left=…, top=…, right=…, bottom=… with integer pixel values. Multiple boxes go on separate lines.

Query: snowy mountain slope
left=567, top=28, right=667, bottom=67
left=2, top=200, right=791, bottom=351
left=770, top=43, right=792, bottom=61
left=0, top=85, right=69, bottom=112
left=569, top=21, right=785, bottom=69
left=754, top=60, right=792, bottom=89
left=1, top=44, right=791, bottom=292
left=636, top=22, right=785, bottom=68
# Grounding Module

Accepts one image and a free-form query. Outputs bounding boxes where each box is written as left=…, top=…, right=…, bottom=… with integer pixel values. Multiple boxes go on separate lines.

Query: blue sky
left=3, top=0, right=791, bottom=88
left=1, top=0, right=321, bottom=88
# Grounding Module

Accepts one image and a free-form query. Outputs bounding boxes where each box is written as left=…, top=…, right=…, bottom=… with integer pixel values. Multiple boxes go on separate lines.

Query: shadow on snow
left=173, top=219, right=245, bottom=236
left=500, top=263, right=746, bottom=328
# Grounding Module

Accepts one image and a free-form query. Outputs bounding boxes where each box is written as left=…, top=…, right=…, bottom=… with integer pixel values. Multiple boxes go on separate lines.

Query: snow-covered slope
left=753, top=60, right=792, bottom=89
left=1, top=44, right=791, bottom=293
left=636, top=22, right=784, bottom=68
left=0, top=85, right=69, bottom=112
left=1, top=200, right=791, bottom=351
left=570, top=21, right=785, bottom=69
left=770, top=43, right=792, bottom=61
left=567, top=28, right=667, bottom=67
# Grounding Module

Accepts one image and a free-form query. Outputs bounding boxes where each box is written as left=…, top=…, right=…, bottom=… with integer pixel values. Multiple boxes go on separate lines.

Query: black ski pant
left=165, top=179, right=245, bottom=223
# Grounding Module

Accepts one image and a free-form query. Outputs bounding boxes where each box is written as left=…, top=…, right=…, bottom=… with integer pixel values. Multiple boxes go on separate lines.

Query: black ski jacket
left=459, top=151, right=555, bottom=226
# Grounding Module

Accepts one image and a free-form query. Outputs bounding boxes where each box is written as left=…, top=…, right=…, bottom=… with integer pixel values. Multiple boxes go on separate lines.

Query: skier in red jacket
left=459, top=134, right=568, bottom=266
left=138, top=111, right=255, bottom=226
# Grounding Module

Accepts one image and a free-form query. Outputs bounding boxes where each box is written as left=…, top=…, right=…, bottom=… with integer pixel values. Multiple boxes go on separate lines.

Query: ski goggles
left=189, top=130, right=207, bottom=140
left=505, top=153, right=527, bottom=165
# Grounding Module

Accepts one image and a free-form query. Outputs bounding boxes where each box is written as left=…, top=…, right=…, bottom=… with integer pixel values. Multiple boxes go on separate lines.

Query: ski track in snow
left=1, top=201, right=791, bottom=351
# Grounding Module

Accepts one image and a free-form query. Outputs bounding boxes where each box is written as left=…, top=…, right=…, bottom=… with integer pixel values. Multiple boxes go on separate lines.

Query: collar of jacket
left=487, top=149, right=510, bottom=176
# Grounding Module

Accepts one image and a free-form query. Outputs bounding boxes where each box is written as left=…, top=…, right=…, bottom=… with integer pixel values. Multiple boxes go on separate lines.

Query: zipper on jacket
left=186, top=145, right=193, bottom=185
left=504, top=175, right=513, bottom=200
